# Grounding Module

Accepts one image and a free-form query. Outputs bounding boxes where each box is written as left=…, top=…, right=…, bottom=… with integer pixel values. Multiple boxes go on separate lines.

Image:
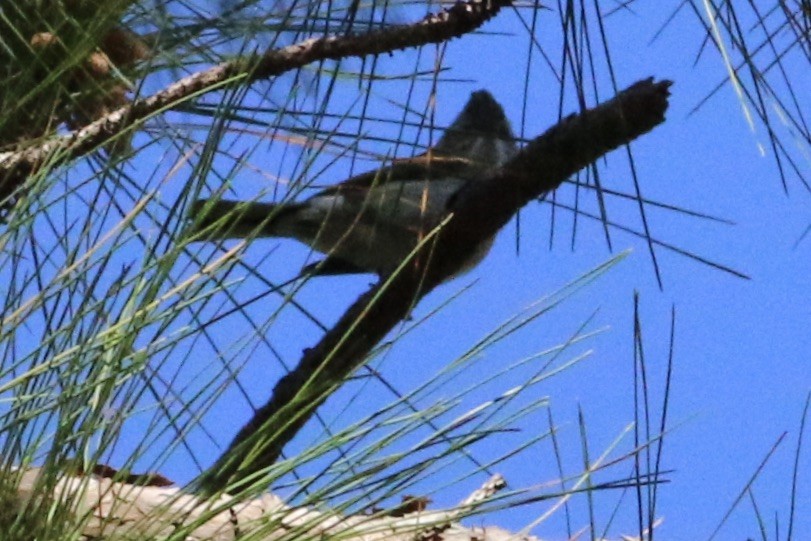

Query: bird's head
left=432, top=90, right=517, bottom=169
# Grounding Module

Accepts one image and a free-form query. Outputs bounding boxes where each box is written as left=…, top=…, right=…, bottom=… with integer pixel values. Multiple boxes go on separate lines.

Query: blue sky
left=431, top=6, right=811, bottom=538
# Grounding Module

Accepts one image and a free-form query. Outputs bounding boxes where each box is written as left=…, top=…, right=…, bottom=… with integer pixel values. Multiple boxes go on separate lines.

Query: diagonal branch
left=0, top=0, right=511, bottom=210
left=194, top=78, right=673, bottom=496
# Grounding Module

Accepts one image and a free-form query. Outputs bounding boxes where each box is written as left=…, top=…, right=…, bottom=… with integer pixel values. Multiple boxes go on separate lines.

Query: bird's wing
left=300, top=256, right=369, bottom=277
left=314, top=155, right=477, bottom=196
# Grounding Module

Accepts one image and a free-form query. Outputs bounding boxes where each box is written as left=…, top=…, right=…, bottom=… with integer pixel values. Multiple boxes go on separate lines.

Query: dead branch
left=14, top=468, right=526, bottom=541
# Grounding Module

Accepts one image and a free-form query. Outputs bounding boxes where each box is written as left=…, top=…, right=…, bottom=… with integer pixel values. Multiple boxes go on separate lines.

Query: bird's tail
left=188, top=198, right=300, bottom=240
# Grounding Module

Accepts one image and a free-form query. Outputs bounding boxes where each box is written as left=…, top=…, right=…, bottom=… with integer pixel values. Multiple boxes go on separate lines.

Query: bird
left=190, top=90, right=517, bottom=279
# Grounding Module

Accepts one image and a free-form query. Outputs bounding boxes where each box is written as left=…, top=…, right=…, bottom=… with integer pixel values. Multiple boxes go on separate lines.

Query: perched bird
left=190, top=90, right=517, bottom=278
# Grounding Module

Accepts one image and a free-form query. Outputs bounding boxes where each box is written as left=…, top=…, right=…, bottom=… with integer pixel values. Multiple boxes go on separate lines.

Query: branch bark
left=14, top=467, right=527, bottom=540
left=195, top=78, right=673, bottom=496
left=0, top=0, right=510, bottom=213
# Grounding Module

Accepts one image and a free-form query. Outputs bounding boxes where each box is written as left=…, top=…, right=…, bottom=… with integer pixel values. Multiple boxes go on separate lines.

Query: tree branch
left=0, top=0, right=510, bottom=212
left=14, top=467, right=523, bottom=540
left=194, top=78, right=673, bottom=496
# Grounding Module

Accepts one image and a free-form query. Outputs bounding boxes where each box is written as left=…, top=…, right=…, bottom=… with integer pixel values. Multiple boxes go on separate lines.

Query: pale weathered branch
left=0, top=0, right=511, bottom=211
left=195, top=78, right=673, bottom=496
left=14, top=468, right=527, bottom=541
